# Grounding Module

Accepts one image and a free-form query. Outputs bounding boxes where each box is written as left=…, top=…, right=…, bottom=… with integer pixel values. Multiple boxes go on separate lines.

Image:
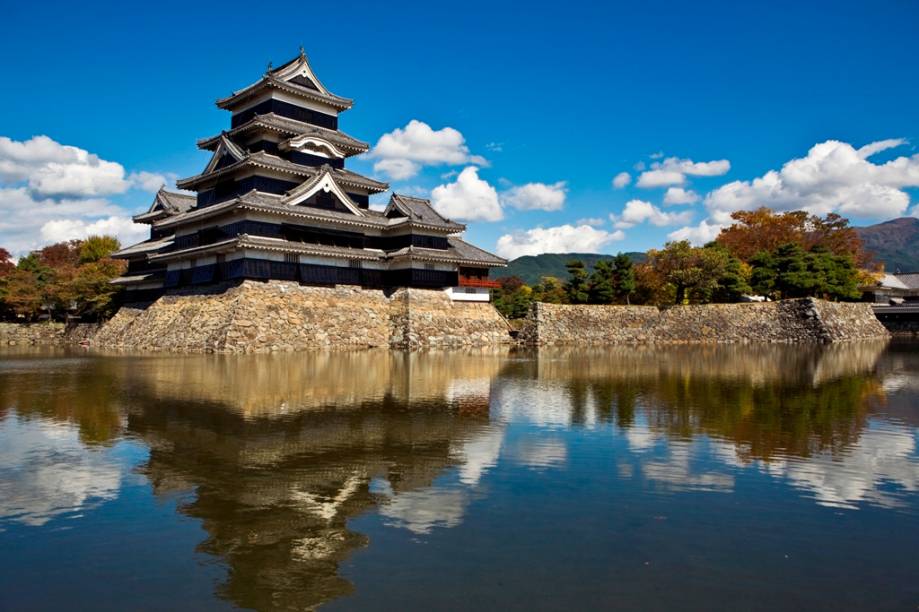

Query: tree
left=564, top=260, right=590, bottom=304
left=716, top=207, right=868, bottom=266
left=491, top=276, right=533, bottom=319
left=37, top=241, right=81, bottom=268
left=531, top=276, right=566, bottom=304
left=750, top=242, right=861, bottom=301
left=612, top=253, right=636, bottom=304
left=588, top=260, right=615, bottom=304
left=645, top=241, right=725, bottom=304
left=2, top=269, right=43, bottom=319
left=0, top=248, right=14, bottom=277
left=70, top=258, right=126, bottom=318
left=79, top=235, right=121, bottom=264
left=705, top=243, right=751, bottom=303
left=717, top=208, right=809, bottom=261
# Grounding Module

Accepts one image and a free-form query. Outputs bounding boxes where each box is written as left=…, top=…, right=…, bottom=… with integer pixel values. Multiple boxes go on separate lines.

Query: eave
left=195, top=114, right=369, bottom=155
left=176, top=153, right=387, bottom=194
left=216, top=76, right=353, bottom=112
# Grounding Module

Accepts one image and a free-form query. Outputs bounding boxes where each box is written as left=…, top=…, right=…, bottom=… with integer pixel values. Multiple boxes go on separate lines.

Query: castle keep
left=113, top=50, right=505, bottom=302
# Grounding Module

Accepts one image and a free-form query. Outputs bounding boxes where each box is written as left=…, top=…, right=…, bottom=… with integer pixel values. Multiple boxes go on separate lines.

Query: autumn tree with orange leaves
left=715, top=208, right=870, bottom=267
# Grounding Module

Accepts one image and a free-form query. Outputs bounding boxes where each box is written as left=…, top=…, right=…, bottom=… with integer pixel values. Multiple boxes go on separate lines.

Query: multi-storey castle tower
left=114, top=50, right=505, bottom=301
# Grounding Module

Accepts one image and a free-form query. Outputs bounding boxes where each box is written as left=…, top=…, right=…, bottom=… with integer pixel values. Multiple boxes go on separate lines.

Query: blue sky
left=1, top=0, right=918, bottom=257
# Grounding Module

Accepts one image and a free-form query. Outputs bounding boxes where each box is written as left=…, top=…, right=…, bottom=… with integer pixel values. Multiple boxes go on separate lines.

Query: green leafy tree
left=491, top=276, right=533, bottom=319
left=564, top=260, right=590, bottom=304
left=79, top=235, right=121, bottom=264
left=588, top=260, right=615, bottom=304
left=612, top=253, right=636, bottom=304
left=705, top=243, right=751, bottom=303
left=531, top=276, right=566, bottom=304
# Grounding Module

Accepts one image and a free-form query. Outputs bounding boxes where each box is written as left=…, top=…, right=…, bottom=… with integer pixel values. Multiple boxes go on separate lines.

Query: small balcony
left=458, top=275, right=501, bottom=289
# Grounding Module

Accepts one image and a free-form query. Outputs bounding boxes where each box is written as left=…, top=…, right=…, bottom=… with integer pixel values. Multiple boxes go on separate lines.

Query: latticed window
left=349, top=259, right=363, bottom=269
left=285, top=253, right=299, bottom=264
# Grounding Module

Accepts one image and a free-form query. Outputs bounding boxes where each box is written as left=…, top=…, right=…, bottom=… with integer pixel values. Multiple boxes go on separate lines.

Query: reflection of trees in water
left=0, top=350, right=124, bottom=445
left=528, top=342, right=888, bottom=461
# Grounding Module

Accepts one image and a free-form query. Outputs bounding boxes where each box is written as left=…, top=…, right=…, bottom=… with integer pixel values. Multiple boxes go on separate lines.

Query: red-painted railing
left=458, top=276, right=501, bottom=289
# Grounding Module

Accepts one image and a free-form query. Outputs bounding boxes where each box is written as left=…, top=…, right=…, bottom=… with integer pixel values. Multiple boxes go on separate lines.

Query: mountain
left=857, top=217, right=919, bottom=273
left=493, top=252, right=647, bottom=285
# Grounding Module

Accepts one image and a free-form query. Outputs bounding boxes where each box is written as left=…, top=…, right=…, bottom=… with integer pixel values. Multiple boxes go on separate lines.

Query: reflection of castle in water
left=2, top=341, right=915, bottom=609
left=121, top=350, right=510, bottom=610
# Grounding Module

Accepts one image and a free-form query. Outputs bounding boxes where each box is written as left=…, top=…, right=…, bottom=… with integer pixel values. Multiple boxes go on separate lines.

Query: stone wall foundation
left=92, top=281, right=513, bottom=353
left=517, top=298, right=889, bottom=346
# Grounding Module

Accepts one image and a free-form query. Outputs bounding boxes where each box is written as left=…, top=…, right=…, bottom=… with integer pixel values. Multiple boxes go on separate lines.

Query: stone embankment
left=92, top=280, right=512, bottom=353
left=0, top=322, right=100, bottom=346
left=517, top=298, right=889, bottom=346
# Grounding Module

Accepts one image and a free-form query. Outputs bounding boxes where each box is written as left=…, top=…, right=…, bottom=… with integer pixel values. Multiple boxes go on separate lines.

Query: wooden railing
left=458, top=276, right=501, bottom=289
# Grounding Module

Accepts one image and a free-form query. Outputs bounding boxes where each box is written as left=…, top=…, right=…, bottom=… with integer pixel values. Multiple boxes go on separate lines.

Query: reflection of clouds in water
left=882, top=373, right=919, bottom=393
left=378, top=486, right=469, bottom=535
left=493, top=381, right=572, bottom=428
left=0, top=415, right=122, bottom=526
left=620, top=418, right=734, bottom=492
left=451, top=426, right=505, bottom=486
left=717, top=424, right=919, bottom=510
left=623, top=417, right=659, bottom=452
left=641, top=443, right=735, bottom=493
left=509, top=438, right=568, bottom=469
left=376, top=426, right=506, bottom=534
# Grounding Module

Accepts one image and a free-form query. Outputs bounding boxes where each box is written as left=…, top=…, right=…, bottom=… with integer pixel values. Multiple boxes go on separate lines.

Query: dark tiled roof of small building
left=894, top=272, right=919, bottom=290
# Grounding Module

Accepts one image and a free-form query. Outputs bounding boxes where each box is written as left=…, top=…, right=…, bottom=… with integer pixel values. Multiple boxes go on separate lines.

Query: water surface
left=1, top=342, right=918, bottom=610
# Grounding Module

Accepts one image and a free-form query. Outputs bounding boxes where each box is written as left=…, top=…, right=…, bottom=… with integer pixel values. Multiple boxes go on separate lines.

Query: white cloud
left=576, top=217, right=606, bottom=227
left=705, top=139, right=919, bottom=220
left=611, top=199, right=694, bottom=229
left=0, top=135, right=179, bottom=254
left=373, top=158, right=420, bottom=181
left=369, top=120, right=487, bottom=179
left=663, top=186, right=700, bottom=205
left=128, top=170, right=174, bottom=193
left=0, top=135, right=131, bottom=197
left=0, top=187, right=132, bottom=254
left=637, top=156, right=731, bottom=188
left=501, top=181, right=567, bottom=211
left=431, top=166, right=503, bottom=222
left=495, top=223, right=624, bottom=259
left=40, top=216, right=148, bottom=247
left=667, top=220, right=725, bottom=245
left=612, top=171, right=631, bottom=189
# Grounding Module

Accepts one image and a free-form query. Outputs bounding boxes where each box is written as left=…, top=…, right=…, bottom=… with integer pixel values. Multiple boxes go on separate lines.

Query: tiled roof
left=114, top=237, right=174, bottom=258
left=446, top=237, right=507, bottom=266
left=176, top=151, right=388, bottom=193
left=894, top=272, right=919, bottom=290
left=239, top=235, right=385, bottom=261
left=215, top=75, right=352, bottom=111
left=157, top=190, right=195, bottom=213
left=387, top=194, right=463, bottom=230
left=388, top=237, right=506, bottom=267
left=196, top=113, right=369, bottom=154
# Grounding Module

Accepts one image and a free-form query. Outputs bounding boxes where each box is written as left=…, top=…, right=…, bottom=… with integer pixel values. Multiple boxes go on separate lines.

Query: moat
left=1, top=342, right=918, bottom=610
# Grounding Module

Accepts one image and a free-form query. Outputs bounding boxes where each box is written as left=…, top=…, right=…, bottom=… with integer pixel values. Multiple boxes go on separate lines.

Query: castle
left=113, top=49, right=505, bottom=302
